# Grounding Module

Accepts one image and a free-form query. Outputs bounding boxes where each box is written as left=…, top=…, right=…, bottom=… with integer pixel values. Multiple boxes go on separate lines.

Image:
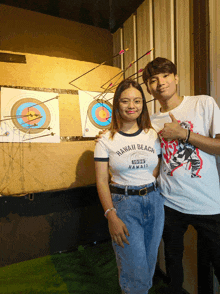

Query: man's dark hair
left=142, top=57, right=177, bottom=85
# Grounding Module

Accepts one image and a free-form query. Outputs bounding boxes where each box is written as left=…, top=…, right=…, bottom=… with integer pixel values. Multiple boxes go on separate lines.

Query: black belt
left=110, top=183, right=156, bottom=196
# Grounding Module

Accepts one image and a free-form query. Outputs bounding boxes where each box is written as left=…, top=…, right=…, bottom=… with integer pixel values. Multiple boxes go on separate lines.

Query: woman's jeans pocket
left=111, top=193, right=126, bottom=211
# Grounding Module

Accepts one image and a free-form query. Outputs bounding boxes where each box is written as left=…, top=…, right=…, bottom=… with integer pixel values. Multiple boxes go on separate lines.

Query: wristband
left=186, top=130, right=191, bottom=143
left=183, top=129, right=190, bottom=143
left=104, top=207, right=116, bottom=218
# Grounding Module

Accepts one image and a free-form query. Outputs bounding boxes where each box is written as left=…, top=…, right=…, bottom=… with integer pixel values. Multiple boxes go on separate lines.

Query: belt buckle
left=139, top=187, right=147, bottom=196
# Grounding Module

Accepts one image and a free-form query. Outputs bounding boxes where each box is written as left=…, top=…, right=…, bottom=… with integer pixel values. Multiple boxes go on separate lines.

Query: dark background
left=1, top=0, right=145, bottom=32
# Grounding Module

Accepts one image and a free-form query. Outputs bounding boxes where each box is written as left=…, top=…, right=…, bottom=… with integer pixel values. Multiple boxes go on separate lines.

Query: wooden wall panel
left=137, top=0, right=154, bottom=115
left=193, top=0, right=209, bottom=97
left=176, top=0, right=193, bottom=97
left=209, top=5, right=220, bottom=289
left=123, top=15, right=137, bottom=78
left=153, top=0, right=174, bottom=61
left=209, top=0, right=220, bottom=105
left=113, top=28, right=122, bottom=69
left=153, top=0, right=175, bottom=112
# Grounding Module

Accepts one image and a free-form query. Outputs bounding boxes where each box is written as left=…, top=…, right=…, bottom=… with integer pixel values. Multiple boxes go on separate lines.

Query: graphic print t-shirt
left=151, top=95, right=220, bottom=215
left=94, top=128, right=161, bottom=186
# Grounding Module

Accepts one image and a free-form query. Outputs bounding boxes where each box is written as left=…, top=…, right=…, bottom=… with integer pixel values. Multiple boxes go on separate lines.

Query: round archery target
left=87, top=99, right=112, bottom=129
left=11, top=98, right=51, bottom=134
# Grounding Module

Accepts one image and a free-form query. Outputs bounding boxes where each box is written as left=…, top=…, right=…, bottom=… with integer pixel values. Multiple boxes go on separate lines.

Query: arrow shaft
left=69, top=49, right=129, bottom=85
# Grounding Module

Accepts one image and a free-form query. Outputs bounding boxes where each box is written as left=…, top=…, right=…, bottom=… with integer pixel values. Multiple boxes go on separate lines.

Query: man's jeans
left=110, top=182, right=165, bottom=294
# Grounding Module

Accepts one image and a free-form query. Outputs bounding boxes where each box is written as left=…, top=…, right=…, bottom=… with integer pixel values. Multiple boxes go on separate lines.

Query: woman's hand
left=108, top=213, right=130, bottom=248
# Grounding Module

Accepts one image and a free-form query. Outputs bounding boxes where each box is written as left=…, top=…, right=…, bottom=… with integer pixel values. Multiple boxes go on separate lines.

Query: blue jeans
left=110, top=182, right=165, bottom=294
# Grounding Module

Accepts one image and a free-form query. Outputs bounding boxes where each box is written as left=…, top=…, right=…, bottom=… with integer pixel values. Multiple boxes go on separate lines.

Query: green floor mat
left=0, top=241, right=166, bottom=293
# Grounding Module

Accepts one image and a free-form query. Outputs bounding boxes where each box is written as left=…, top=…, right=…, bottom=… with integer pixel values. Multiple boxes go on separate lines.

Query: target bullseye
left=21, top=108, right=41, bottom=125
left=98, top=109, right=107, bottom=119
left=87, top=99, right=112, bottom=129
left=11, top=98, right=51, bottom=134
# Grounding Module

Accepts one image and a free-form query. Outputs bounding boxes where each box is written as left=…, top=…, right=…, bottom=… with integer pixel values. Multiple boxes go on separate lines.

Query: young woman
left=94, top=79, right=164, bottom=294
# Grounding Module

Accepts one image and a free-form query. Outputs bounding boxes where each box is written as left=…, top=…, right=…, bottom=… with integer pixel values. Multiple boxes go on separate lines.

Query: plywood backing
left=0, top=141, right=96, bottom=196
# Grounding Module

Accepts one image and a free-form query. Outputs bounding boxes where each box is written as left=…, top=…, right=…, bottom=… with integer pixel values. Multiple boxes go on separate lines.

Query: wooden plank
left=176, top=0, right=193, bottom=96
left=209, top=0, right=220, bottom=104
left=153, top=0, right=175, bottom=111
left=0, top=52, right=26, bottom=64
left=113, top=28, right=122, bottom=69
left=137, top=0, right=154, bottom=115
left=123, top=15, right=137, bottom=79
left=153, top=0, right=174, bottom=60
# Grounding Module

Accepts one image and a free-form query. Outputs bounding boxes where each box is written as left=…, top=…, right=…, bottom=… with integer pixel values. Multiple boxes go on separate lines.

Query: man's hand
left=95, top=129, right=108, bottom=143
left=159, top=112, right=187, bottom=141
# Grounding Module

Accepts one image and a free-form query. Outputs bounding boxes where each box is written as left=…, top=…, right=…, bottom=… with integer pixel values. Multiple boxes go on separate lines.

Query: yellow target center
left=99, top=110, right=106, bottom=119
left=27, top=111, right=39, bottom=121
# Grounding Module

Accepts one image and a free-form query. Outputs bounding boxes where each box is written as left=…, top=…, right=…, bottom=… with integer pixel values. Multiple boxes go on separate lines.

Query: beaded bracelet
left=104, top=207, right=116, bottom=218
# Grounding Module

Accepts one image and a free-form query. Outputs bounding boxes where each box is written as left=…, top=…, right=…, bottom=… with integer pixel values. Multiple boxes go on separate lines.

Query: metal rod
left=22, top=132, right=55, bottom=141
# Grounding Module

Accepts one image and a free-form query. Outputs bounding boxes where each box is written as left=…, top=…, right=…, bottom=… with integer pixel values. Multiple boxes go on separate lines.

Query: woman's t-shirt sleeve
left=94, top=138, right=109, bottom=162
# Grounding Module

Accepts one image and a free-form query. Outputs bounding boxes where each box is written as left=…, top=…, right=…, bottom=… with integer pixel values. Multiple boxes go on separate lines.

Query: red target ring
left=21, top=107, right=42, bottom=125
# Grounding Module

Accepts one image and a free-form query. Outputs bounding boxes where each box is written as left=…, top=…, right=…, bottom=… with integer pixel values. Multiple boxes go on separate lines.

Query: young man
left=142, top=57, right=220, bottom=293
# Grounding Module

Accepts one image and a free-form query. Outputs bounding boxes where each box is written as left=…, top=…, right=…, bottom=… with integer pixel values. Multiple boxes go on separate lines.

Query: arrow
left=69, top=48, right=129, bottom=85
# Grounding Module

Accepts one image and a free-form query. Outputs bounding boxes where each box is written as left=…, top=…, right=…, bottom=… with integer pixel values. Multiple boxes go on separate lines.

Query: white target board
left=1, top=87, right=60, bottom=143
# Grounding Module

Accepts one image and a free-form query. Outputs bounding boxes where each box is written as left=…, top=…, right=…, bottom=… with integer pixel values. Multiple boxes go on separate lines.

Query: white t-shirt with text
left=94, top=128, right=161, bottom=186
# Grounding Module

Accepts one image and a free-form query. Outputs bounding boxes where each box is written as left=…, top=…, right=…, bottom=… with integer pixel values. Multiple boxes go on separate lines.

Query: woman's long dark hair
left=110, top=79, right=152, bottom=138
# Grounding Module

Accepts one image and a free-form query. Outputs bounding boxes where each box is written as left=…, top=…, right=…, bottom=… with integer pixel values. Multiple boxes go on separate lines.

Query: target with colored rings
left=87, top=99, right=112, bottom=129
left=11, top=98, right=51, bottom=134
